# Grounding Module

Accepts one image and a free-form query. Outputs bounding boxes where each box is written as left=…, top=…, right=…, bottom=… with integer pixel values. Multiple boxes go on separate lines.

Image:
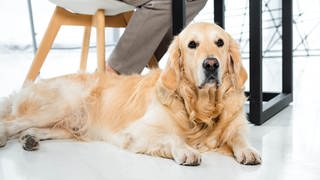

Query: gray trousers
left=109, top=0, right=208, bottom=74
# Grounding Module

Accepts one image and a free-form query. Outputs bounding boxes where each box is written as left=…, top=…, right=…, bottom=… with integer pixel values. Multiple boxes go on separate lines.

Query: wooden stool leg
left=79, top=26, right=91, bottom=71
left=24, top=7, right=62, bottom=85
left=122, top=11, right=133, bottom=24
left=94, top=9, right=106, bottom=73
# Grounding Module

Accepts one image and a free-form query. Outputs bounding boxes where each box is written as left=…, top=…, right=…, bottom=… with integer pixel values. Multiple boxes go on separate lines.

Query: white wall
left=0, top=0, right=319, bottom=56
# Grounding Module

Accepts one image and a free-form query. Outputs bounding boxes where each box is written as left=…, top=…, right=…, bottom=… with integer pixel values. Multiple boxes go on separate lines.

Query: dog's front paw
left=172, top=147, right=202, bottom=166
left=234, top=147, right=261, bottom=165
left=0, top=122, right=7, bottom=148
left=20, top=135, right=39, bottom=151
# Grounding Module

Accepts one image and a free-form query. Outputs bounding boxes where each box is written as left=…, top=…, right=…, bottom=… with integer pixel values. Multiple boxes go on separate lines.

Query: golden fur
left=0, top=22, right=261, bottom=166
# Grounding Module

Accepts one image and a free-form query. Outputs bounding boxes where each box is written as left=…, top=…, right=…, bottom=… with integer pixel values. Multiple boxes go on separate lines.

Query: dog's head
left=159, top=22, right=247, bottom=93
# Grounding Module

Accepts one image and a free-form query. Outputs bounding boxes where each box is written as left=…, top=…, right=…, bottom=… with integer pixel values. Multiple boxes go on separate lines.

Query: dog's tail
left=0, top=96, right=12, bottom=147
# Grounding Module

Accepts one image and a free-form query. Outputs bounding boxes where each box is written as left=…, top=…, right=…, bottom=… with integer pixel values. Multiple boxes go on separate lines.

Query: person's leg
left=108, top=0, right=207, bottom=75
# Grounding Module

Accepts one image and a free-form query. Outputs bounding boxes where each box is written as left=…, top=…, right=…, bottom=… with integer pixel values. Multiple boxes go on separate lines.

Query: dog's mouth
left=199, top=57, right=220, bottom=89
left=198, top=74, right=220, bottom=89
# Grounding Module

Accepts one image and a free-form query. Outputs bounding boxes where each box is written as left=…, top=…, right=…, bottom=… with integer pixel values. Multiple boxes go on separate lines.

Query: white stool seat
left=49, top=0, right=135, bottom=16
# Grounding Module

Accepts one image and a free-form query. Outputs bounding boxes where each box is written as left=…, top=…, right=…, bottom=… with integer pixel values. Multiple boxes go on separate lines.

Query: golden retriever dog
left=0, top=22, right=261, bottom=166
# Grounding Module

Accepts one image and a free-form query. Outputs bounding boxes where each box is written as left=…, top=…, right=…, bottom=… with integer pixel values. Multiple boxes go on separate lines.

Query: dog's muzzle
left=200, top=57, right=220, bottom=87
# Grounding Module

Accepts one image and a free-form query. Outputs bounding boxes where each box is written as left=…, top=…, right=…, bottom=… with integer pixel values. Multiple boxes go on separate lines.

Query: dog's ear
left=227, top=34, right=247, bottom=89
left=159, top=37, right=182, bottom=93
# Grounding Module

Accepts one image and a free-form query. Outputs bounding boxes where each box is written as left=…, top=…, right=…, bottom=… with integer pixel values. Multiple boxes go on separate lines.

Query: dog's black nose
left=203, top=57, right=219, bottom=71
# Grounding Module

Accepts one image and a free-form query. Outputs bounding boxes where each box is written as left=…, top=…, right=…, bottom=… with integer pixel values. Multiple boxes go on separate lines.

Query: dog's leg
left=228, top=132, right=261, bottom=165
left=5, top=119, right=32, bottom=137
left=4, top=117, right=57, bottom=138
left=19, top=127, right=73, bottom=151
left=225, top=114, right=262, bottom=165
left=149, top=137, right=201, bottom=166
left=171, top=139, right=202, bottom=166
left=124, top=133, right=201, bottom=166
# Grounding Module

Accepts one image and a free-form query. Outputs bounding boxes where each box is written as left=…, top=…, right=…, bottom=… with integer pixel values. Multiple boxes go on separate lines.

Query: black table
left=172, top=0, right=293, bottom=125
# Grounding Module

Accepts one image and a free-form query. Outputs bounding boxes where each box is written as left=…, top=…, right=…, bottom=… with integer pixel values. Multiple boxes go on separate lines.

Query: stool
left=24, top=0, right=158, bottom=84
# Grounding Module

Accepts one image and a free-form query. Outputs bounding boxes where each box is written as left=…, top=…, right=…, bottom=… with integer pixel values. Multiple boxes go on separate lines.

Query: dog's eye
left=188, top=41, right=198, bottom=49
left=215, top=39, right=224, bottom=47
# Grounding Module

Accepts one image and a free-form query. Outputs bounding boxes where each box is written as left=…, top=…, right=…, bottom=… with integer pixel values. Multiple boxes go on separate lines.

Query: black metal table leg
left=214, top=0, right=225, bottom=28
left=247, top=0, right=293, bottom=125
left=260, top=0, right=293, bottom=122
left=282, top=0, right=293, bottom=95
left=172, top=0, right=186, bottom=35
left=249, top=0, right=263, bottom=124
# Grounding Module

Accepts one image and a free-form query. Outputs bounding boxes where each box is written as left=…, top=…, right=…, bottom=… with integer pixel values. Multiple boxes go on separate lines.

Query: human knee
left=186, top=0, right=208, bottom=15
left=142, top=0, right=172, bottom=11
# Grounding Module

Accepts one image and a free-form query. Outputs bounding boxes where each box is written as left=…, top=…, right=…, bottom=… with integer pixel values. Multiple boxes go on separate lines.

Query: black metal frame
left=27, top=0, right=38, bottom=54
left=214, top=0, right=225, bottom=28
left=172, top=0, right=186, bottom=35
left=172, top=0, right=293, bottom=125
left=247, top=0, right=293, bottom=125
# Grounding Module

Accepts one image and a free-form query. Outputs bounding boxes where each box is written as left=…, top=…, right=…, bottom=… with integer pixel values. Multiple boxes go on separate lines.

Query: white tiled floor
left=0, top=50, right=320, bottom=180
